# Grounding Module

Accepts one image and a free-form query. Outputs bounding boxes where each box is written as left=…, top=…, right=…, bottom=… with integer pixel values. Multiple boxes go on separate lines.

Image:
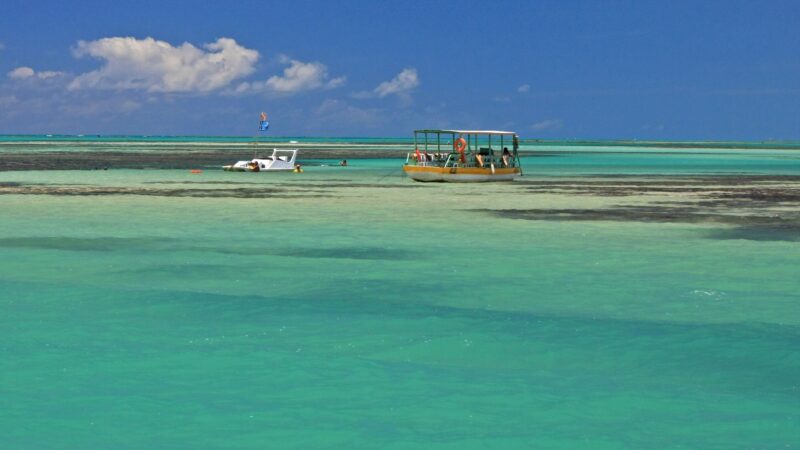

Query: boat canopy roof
left=414, top=129, right=517, bottom=136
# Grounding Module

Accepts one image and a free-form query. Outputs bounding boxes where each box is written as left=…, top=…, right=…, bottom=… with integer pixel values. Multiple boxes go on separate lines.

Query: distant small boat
left=223, top=149, right=299, bottom=172
left=403, top=129, right=523, bottom=182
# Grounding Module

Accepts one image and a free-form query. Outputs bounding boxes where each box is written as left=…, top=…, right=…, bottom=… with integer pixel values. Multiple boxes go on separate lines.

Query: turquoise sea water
left=1, top=139, right=799, bottom=448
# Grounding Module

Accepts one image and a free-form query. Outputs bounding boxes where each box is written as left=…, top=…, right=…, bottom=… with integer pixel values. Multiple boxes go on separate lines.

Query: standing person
left=502, top=147, right=512, bottom=167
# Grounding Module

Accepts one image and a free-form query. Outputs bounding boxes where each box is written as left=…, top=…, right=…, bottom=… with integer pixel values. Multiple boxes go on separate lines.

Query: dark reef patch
left=0, top=148, right=412, bottom=171
left=475, top=175, right=800, bottom=241
left=478, top=207, right=798, bottom=227
left=711, top=189, right=800, bottom=203
left=0, top=237, right=175, bottom=252
left=514, top=175, right=800, bottom=185
left=515, top=179, right=800, bottom=201
left=143, top=180, right=269, bottom=185
left=212, top=245, right=414, bottom=260
left=705, top=226, right=800, bottom=242
left=0, top=184, right=340, bottom=198
left=473, top=205, right=800, bottom=242
left=274, top=246, right=413, bottom=260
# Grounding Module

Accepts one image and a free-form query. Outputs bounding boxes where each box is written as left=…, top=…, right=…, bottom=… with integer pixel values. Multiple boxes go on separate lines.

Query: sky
left=0, top=0, right=798, bottom=139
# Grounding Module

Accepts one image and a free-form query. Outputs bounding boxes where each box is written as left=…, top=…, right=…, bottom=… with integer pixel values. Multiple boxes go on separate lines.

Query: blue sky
left=1, top=0, right=798, bottom=139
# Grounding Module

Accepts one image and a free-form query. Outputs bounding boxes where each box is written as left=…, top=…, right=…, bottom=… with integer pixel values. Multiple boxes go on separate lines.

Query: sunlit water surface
left=1, top=147, right=799, bottom=448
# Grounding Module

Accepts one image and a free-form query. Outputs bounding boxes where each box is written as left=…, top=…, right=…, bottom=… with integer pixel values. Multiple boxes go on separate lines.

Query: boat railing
left=406, top=152, right=447, bottom=167
left=444, top=153, right=477, bottom=168
left=407, top=151, right=518, bottom=169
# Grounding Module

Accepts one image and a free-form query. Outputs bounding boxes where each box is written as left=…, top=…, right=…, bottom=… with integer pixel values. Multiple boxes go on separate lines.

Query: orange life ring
left=454, top=137, right=467, bottom=153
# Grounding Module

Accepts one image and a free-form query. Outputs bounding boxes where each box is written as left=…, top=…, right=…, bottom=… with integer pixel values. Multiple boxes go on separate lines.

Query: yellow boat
left=402, top=129, right=523, bottom=182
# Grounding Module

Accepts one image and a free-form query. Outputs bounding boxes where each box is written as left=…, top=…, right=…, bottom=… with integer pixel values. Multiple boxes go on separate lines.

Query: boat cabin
left=402, top=129, right=523, bottom=182
left=223, top=148, right=299, bottom=172
left=408, top=129, right=520, bottom=169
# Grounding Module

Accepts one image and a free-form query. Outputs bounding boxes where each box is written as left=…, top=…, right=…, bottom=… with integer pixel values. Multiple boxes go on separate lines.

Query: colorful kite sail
left=259, top=112, right=269, bottom=131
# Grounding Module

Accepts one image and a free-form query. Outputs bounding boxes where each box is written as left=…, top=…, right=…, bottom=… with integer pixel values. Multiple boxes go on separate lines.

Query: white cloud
left=518, top=84, right=530, bottom=93
left=265, top=58, right=344, bottom=92
left=530, top=119, right=563, bottom=131
left=326, top=76, right=347, bottom=89
left=234, top=56, right=344, bottom=95
left=36, top=71, right=63, bottom=79
left=68, top=36, right=259, bottom=93
left=6, top=66, right=63, bottom=80
left=352, top=68, right=420, bottom=100
left=8, top=67, right=34, bottom=79
left=374, top=68, right=419, bottom=98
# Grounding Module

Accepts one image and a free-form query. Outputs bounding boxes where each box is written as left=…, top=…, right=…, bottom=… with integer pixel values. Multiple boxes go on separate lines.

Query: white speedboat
left=223, top=149, right=299, bottom=172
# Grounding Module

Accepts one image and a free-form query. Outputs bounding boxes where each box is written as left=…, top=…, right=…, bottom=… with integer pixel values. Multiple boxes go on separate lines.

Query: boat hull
left=403, top=165, right=521, bottom=182
left=222, top=149, right=299, bottom=172
left=223, top=165, right=293, bottom=172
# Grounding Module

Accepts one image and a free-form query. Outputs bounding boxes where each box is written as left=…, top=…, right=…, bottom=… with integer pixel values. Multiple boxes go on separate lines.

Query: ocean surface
left=1, top=137, right=799, bottom=448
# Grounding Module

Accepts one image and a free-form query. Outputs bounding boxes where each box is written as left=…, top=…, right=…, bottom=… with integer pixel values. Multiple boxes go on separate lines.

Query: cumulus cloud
left=8, top=67, right=34, bottom=79
left=68, top=36, right=259, bottom=93
left=236, top=56, right=344, bottom=94
left=530, top=119, right=563, bottom=131
left=518, top=84, right=530, bottom=93
left=374, top=68, right=419, bottom=97
left=37, top=71, right=63, bottom=79
left=266, top=58, right=344, bottom=92
left=352, top=68, right=420, bottom=100
left=7, top=66, right=64, bottom=80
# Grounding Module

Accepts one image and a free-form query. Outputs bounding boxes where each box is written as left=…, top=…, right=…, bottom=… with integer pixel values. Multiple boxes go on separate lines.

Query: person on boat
left=340, top=159, right=348, bottom=166
left=502, top=147, right=512, bottom=167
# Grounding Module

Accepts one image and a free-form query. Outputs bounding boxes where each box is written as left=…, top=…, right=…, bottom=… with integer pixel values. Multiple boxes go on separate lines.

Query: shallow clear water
left=1, top=147, right=799, bottom=447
